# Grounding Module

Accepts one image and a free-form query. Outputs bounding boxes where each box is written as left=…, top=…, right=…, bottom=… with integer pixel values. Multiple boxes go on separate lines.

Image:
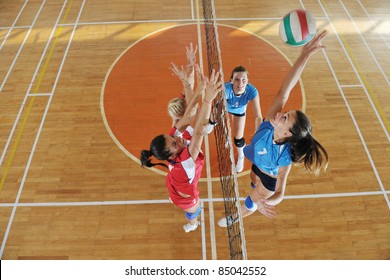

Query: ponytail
left=289, top=111, right=328, bottom=175
left=140, top=134, right=171, bottom=169
left=290, top=134, right=328, bottom=175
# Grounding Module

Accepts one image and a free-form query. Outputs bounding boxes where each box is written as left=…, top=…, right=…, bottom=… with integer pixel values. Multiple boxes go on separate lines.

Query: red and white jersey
left=168, top=126, right=194, bottom=141
left=166, top=126, right=203, bottom=209
left=166, top=147, right=204, bottom=208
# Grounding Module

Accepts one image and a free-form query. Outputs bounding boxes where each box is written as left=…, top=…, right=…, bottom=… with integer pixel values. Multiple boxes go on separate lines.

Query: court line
left=1, top=1, right=387, bottom=259
left=321, top=47, right=390, bottom=211
left=317, top=0, right=390, bottom=142
left=195, top=0, right=218, bottom=261
left=0, top=25, right=32, bottom=30
left=0, top=0, right=70, bottom=167
left=27, top=93, right=52, bottom=97
left=338, top=0, right=389, bottom=85
left=355, top=0, right=390, bottom=49
left=0, top=16, right=339, bottom=30
left=339, top=84, right=363, bottom=88
left=200, top=201, right=206, bottom=260
left=0, top=0, right=47, bottom=94
left=0, top=0, right=29, bottom=50
left=70, top=17, right=328, bottom=25
left=0, top=190, right=387, bottom=208
left=0, top=0, right=83, bottom=259
left=304, top=1, right=390, bottom=210
left=190, top=0, right=195, bottom=20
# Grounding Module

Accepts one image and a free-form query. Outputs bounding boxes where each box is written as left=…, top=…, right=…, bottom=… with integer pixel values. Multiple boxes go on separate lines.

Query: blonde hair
left=167, top=97, right=186, bottom=122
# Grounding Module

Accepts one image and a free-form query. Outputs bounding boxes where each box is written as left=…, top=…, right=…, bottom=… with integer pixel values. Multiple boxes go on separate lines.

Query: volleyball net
left=201, top=0, right=247, bottom=260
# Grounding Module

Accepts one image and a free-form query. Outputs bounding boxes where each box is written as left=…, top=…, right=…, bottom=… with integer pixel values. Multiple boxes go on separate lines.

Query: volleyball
left=279, top=9, right=316, bottom=47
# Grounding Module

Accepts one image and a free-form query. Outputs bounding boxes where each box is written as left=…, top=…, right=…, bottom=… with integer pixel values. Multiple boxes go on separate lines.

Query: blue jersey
left=244, top=121, right=292, bottom=176
left=224, top=82, right=258, bottom=115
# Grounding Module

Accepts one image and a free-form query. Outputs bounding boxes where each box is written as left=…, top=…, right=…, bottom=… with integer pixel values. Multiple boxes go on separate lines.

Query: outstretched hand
left=186, top=42, right=198, bottom=67
left=170, top=62, right=190, bottom=85
left=256, top=198, right=278, bottom=218
left=195, top=64, right=207, bottom=92
left=204, top=69, right=223, bottom=103
left=301, top=29, right=329, bottom=58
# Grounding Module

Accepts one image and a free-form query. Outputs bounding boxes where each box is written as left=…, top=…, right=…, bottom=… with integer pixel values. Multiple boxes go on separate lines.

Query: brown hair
left=289, top=110, right=328, bottom=175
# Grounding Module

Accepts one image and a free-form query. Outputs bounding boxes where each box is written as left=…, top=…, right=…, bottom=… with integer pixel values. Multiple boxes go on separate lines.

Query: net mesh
left=201, top=0, right=247, bottom=260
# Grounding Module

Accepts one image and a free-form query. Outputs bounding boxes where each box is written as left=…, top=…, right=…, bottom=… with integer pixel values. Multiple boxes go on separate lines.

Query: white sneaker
left=183, top=221, right=200, bottom=233
left=236, top=156, right=244, bottom=173
left=217, top=216, right=238, bottom=227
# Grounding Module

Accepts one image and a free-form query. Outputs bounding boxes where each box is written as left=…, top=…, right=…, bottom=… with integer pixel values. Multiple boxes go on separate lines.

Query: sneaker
left=217, top=215, right=238, bottom=227
left=236, top=156, right=244, bottom=173
left=183, top=221, right=200, bottom=233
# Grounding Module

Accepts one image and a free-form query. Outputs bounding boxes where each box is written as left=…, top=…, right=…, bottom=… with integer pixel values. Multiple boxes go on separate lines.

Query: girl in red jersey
left=141, top=68, right=223, bottom=233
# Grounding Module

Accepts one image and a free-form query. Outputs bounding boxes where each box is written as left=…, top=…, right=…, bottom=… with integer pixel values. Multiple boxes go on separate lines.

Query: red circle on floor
left=102, top=24, right=303, bottom=178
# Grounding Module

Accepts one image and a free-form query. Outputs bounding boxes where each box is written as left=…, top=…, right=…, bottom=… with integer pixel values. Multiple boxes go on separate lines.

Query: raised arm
left=265, top=30, right=328, bottom=121
left=171, top=64, right=204, bottom=132
left=184, top=42, right=197, bottom=89
left=170, top=62, right=194, bottom=102
left=188, top=69, right=223, bottom=161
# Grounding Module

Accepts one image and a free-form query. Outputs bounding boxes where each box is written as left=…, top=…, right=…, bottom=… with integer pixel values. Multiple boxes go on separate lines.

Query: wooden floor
left=0, top=0, right=389, bottom=260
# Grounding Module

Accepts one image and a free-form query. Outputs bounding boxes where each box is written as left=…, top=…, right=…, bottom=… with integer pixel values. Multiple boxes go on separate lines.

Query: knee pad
left=234, top=137, right=245, bottom=148
left=244, top=196, right=257, bottom=212
left=185, top=206, right=201, bottom=220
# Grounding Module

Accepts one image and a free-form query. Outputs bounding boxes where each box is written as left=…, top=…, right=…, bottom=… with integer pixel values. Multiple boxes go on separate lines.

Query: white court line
left=190, top=0, right=195, bottom=20
left=301, top=1, right=390, bottom=210
left=0, top=0, right=87, bottom=260
left=27, top=93, right=53, bottom=97
left=194, top=0, right=213, bottom=260
left=0, top=0, right=68, bottom=167
left=1, top=190, right=388, bottom=208
left=1, top=16, right=333, bottom=30
left=0, top=25, right=32, bottom=30
left=55, top=16, right=328, bottom=27
left=321, top=47, right=390, bottom=210
left=356, top=0, right=390, bottom=49
left=316, top=0, right=390, bottom=142
left=195, top=0, right=217, bottom=260
left=0, top=0, right=29, bottom=50
left=338, top=0, right=389, bottom=85
left=340, top=84, right=363, bottom=88
left=1, top=1, right=387, bottom=260
left=200, top=201, right=206, bottom=260
left=0, top=0, right=47, bottom=94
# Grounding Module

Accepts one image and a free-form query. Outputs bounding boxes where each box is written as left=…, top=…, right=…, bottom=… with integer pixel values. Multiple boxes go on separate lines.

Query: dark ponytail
left=289, top=111, right=328, bottom=175
left=140, top=134, right=171, bottom=169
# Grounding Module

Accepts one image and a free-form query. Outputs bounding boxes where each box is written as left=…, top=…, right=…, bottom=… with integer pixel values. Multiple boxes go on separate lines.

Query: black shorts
left=229, top=112, right=246, bottom=117
left=251, top=164, right=276, bottom=192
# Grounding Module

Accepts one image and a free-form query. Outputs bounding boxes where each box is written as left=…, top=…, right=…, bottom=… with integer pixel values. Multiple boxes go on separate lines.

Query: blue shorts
left=251, top=164, right=276, bottom=192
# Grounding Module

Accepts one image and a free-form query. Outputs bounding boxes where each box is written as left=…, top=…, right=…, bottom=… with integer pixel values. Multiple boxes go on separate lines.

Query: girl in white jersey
left=218, top=30, right=329, bottom=226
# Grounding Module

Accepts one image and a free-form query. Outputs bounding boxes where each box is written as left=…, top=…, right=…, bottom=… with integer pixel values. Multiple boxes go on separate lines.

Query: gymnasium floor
left=0, top=0, right=389, bottom=260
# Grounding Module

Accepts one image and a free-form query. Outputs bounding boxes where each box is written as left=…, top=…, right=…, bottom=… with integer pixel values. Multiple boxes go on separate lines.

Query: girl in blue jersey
left=225, top=66, right=263, bottom=173
left=218, top=30, right=329, bottom=226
